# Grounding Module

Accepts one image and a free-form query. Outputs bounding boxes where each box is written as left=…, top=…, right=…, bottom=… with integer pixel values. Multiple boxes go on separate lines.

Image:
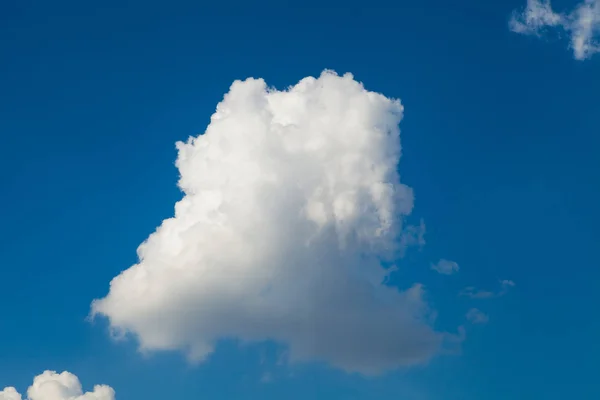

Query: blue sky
left=1, top=0, right=599, bottom=399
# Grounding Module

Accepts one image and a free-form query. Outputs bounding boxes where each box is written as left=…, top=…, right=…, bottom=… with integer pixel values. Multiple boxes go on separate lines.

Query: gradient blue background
left=1, top=0, right=599, bottom=399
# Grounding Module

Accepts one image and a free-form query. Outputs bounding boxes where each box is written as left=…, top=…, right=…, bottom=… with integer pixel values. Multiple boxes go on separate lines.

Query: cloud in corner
left=90, top=70, right=464, bottom=376
left=509, top=0, right=600, bottom=60
left=0, top=371, right=114, bottom=400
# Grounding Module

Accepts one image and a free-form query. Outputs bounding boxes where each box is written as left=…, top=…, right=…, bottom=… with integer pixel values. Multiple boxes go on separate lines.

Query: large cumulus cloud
left=91, top=70, right=447, bottom=375
left=0, top=371, right=114, bottom=400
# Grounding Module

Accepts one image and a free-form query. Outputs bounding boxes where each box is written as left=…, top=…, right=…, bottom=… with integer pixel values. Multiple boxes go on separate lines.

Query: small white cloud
left=460, top=280, right=515, bottom=299
left=430, top=259, right=459, bottom=275
left=466, top=308, right=489, bottom=324
left=1, top=371, right=114, bottom=400
left=91, top=70, right=454, bottom=375
left=0, top=387, right=21, bottom=400
left=495, top=279, right=517, bottom=297
left=510, top=0, right=600, bottom=60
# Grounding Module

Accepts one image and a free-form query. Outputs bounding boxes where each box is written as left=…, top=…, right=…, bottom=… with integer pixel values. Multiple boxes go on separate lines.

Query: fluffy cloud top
left=431, top=259, right=459, bottom=275
left=0, top=388, right=21, bottom=400
left=510, top=0, right=600, bottom=60
left=1, top=371, right=114, bottom=400
left=91, top=70, right=449, bottom=375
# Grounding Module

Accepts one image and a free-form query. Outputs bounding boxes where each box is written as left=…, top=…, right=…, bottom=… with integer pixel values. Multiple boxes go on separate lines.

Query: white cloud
left=460, top=279, right=515, bottom=299
left=431, top=259, right=459, bottom=275
left=465, top=308, right=489, bottom=324
left=568, top=0, right=600, bottom=59
left=509, top=0, right=563, bottom=35
left=509, top=0, right=600, bottom=60
left=0, top=388, right=21, bottom=400
left=91, top=70, right=453, bottom=375
left=1, top=371, right=114, bottom=400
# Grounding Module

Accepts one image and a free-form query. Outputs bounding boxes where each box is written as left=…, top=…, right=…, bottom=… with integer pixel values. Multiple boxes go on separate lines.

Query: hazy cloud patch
left=431, top=259, right=459, bottom=275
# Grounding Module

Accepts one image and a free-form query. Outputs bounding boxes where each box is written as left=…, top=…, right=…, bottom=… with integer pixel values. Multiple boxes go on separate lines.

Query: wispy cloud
left=509, top=0, right=600, bottom=60
left=466, top=308, right=490, bottom=324
left=460, top=280, right=515, bottom=299
left=509, top=0, right=562, bottom=35
left=460, top=287, right=495, bottom=299
left=499, top=279, right=516, bottom=296
left=431, top=259, right=459, bottom=275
